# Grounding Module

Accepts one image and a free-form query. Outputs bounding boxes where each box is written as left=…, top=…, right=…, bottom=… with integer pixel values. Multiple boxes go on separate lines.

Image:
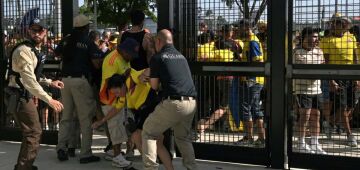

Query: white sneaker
left=112, top=154, right=131, bottom=168
left=298, top=143, right=315, bottom=154
left=310, top=144, right=327, bottom=155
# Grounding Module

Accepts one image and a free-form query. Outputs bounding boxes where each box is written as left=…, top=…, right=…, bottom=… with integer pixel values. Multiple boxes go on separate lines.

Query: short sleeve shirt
left=99, top=50, right=130, bottom=105
left=293, top=48, right=324, bottom=94
left=150, top=45, right=197, bottom=98
left=320, top=32, right=357, bottom=64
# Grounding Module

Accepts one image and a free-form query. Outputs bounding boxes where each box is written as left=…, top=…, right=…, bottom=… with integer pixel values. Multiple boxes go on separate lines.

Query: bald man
left=141, top=29, right=198, bottom=170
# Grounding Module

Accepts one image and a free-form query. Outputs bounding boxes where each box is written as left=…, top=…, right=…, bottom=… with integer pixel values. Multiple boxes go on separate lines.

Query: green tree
left=221, top=0, right=267, bottom=24
left=81, top=0, right=156, bottom=30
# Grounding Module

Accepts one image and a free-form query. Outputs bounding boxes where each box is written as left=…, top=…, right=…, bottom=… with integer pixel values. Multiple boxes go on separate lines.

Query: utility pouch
left=3, top=87, right=21, bottom=114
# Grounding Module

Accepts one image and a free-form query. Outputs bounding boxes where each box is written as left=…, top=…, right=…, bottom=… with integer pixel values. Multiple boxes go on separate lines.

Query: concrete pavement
left=0, top=133, right=268, bottom=170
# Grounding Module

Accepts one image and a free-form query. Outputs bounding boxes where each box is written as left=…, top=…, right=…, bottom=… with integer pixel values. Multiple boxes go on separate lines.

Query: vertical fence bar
left=0, top=0, right=6, bottom=129
left=269, top=0, right=288, bottom=168
left=61, top=0, right=73, bottom=36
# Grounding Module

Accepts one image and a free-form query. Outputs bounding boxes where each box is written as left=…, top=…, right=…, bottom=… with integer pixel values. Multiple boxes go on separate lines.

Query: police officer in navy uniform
left=9, top=18, right=64, bottom=170
left=54, top=14, right=102, bottom=163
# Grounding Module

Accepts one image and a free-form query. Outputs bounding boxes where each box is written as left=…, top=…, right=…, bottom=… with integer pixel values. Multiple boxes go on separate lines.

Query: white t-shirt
left=293, top=47, right=324, bottom=95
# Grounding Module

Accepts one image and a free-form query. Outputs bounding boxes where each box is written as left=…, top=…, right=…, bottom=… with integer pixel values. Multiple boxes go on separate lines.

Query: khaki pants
left=142, top=99, right=197, bottom=170
left=101, top=106, right=128, bottom=145
left=13, top=99, right=42, bottom=170
left=57, top=77, right=96, bottom=158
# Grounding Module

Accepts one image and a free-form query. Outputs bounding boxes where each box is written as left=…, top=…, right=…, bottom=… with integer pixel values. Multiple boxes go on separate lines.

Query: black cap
left=29, top=18, right=47, bottom=29
left=239, top=19, right=254, bottom=27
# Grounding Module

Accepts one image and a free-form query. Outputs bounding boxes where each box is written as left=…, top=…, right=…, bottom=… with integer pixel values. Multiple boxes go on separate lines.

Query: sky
left=79, top=0, right=84, bottom=7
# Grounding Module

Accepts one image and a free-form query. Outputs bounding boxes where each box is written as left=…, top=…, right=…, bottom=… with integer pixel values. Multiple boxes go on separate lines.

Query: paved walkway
left=0, top=133, right=268, bottom=170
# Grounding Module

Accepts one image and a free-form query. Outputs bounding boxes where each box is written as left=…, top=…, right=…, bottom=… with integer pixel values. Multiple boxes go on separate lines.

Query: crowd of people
left=196, top=12, right=360, bottom=154
left=7, top=10, right=197, bottom=170
left=4, top=4, right=360, bottom=169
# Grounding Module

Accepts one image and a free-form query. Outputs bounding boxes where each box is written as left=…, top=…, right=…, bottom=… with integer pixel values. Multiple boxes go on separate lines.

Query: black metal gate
left=171, top=0, right=286, bottom=168
left=0, top=0, right=73, bottom=144
left=287, top=0, right=360, bottom=169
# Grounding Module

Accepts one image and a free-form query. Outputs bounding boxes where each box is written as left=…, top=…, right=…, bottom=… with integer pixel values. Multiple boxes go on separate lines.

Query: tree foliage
left=81, top=0, right=156, bottom=30
left=221, top=0, right=267, bottom=24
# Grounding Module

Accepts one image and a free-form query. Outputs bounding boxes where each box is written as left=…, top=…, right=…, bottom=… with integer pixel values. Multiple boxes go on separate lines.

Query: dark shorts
left=330, top=80, right=355, bottom=108
left=296, top=94, right=320, bottom=109
left=233, top=80, right=263, bottom=121
left=132, top=89, right=160, bottom=130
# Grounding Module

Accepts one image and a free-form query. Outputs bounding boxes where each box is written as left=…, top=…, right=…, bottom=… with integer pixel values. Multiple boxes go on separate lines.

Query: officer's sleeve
left=149, top=55, right=160, bottom=78
left=13, top=47, right=52, bottom=103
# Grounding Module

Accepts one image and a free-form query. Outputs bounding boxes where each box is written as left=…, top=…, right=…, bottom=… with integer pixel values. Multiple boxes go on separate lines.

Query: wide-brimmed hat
left=117, top=38, right=140, bottom=59
left=73, top=14, right=91, bottom=28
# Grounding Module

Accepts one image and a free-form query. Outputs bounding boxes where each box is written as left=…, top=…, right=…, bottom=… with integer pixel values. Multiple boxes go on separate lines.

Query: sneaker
left=322, top=121, right=332, bottom=139
left=57, top=149, right=68, bottom=161
left=235, top=136, right=254, bottom=145
left=310, top=144, right=327, bottom=154
left=253, top=138, right=265, bottom=148
left=347, top=134, right=358, bottom=147
left=298, top=143, right=315, bottom=154
left=112, top=154, right=132, bottom=168
left=68, top=148, right=76, bottom=157
left=80, top=155, right=100, bottom=164
left=104, top=150, right=114, bottom=161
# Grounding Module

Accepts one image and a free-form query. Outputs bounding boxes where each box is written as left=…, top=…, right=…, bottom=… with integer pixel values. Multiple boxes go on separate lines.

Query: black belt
left=165, top=96, right=195, bottom=100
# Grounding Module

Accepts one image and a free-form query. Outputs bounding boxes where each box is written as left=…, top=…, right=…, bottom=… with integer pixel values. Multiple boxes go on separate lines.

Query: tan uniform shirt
left=9, top=44, right=52, bottom=103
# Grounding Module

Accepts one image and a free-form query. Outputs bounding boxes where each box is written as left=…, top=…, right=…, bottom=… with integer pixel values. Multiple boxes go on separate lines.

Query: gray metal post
left=0, top=0, right=5, bottom=128
left=269, top=0, right=288, bottom=168
left=156, top=0, right=174, bottom=31
left=61, top=0, right=74, bottom=36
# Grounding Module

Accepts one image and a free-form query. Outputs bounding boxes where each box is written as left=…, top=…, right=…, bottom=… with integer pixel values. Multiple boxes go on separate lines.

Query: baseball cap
left=73, top=14, right=91, bottom=28
left=29, top=18, right=47, bottom=29
left=117, top=38, right=140, bottom=59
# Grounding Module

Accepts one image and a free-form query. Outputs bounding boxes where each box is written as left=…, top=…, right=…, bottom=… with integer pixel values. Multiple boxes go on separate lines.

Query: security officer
left=8, top=18, right=64, bottom=170
left=142, top=29, right=198, bottom=170
left=54, top=14, right=101, bottom=163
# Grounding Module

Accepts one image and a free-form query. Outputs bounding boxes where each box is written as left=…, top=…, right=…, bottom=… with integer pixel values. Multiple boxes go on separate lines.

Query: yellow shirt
left=113, top=69, right=151, bottom=110
left=99, top=50, right=130, bottom=105
left=320, top=32, right=357, bottom=64
left=240, top=33, right=264, bottom=85
left=197, top=42, right=215, bottom=61
left=212, top=49, right=234, bottom=62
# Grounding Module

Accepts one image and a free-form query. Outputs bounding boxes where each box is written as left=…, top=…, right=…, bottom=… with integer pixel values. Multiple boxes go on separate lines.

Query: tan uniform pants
left=57, top=77, right=96, bottom=158
left=142, top=99, right=197, bottom=170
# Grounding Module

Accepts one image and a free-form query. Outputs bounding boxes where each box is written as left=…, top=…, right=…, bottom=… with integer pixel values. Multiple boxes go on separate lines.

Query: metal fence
left=288, top=0, right=360, bottom=169
left=176, top=0, right=360, bottom=169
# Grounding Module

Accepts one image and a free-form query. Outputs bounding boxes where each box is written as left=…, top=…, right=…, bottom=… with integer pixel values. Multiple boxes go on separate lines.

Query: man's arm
left=143, top=33, right=156, bottom=64
left=150, top=78, right=160, bottom=91
left=92, top=106, right=121, bottom=129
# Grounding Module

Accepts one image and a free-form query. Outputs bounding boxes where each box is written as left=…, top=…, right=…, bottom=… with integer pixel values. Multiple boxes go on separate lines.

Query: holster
left=3, top=87, right=21, bottom=114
